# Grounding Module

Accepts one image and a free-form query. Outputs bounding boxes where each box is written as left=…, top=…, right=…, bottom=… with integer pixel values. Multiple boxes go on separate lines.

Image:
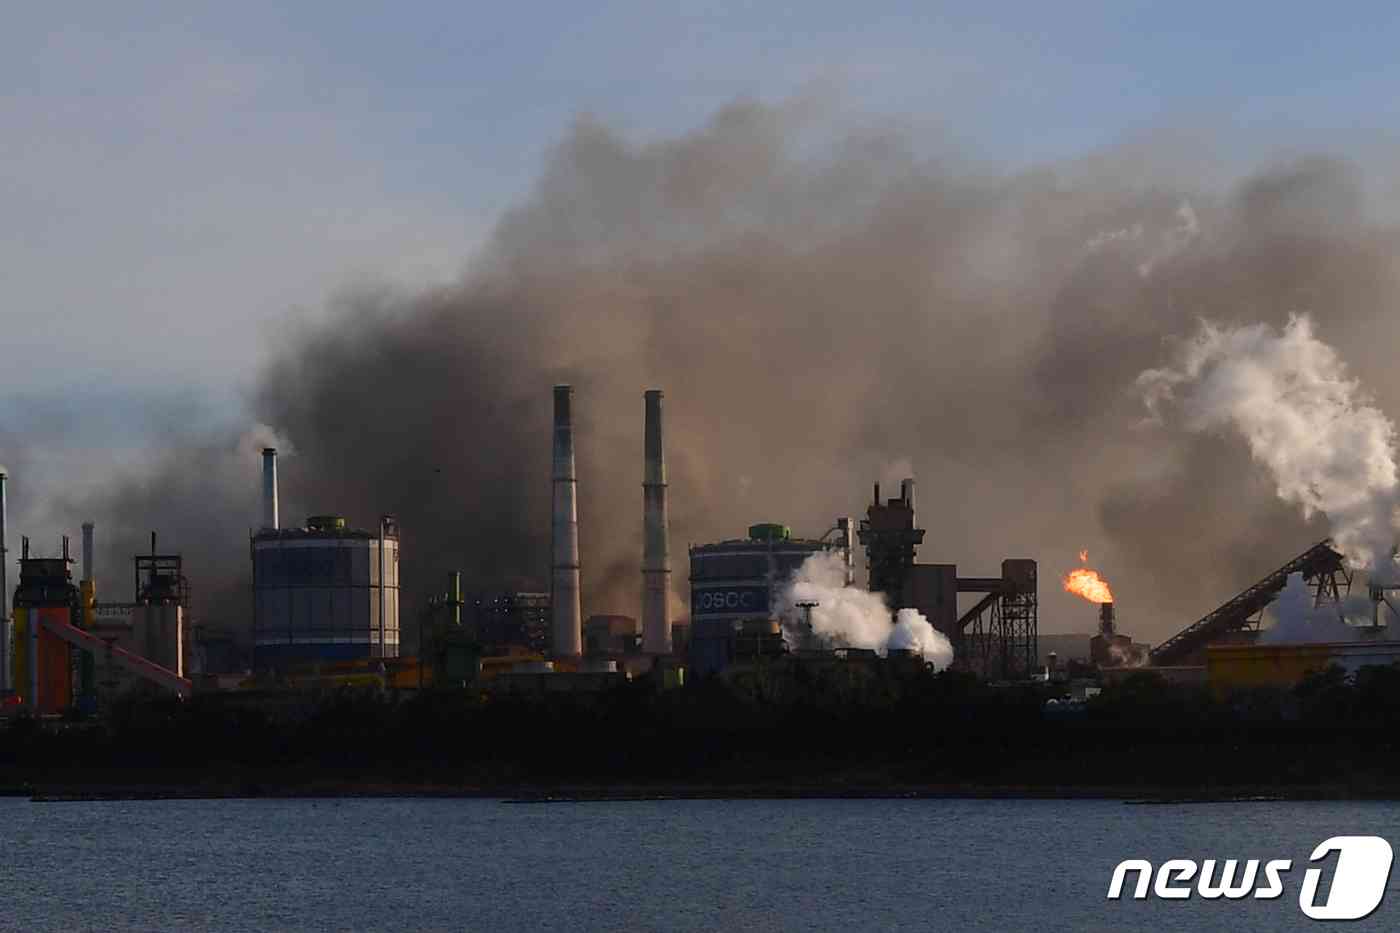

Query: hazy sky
left=6, top=2, right=1400, bottom=405
left=8, top=3, right=1400, bottom=641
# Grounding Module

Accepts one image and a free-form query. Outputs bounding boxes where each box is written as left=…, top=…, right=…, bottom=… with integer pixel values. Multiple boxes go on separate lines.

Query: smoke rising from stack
left=35, top=101, right=1400, bottom=644
left=1140, top=314, right=1400, bottom=576
left=779, top=552, right=953, bottom=669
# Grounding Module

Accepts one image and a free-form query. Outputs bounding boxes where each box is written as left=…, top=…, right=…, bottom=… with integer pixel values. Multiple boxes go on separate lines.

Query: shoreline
left=10, top=782, right=1400, bottom=803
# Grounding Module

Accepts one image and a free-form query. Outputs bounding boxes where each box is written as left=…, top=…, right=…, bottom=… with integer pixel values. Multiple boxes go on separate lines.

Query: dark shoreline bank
left=10, top=782, right=1400, bottom=803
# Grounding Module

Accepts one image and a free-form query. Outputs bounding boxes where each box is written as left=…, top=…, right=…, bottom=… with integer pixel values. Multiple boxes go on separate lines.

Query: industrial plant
left=4, top=380, right=1400, bottom=719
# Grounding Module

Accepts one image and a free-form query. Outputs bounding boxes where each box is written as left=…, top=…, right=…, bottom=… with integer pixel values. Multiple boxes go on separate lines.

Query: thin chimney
left=642, top=389, right=672, bottom=655
left=262, top=447, right=279, bottom=530
left=0, top=468, right=9, bottom=693
left=82, top=521, right=94, bottom=584
left=551, top=386, right=582, bottom=657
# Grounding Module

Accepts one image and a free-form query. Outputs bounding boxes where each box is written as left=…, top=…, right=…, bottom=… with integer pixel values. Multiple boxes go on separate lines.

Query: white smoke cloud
left=1139, top=314, right=1400, bottom=576
left=778, top=552, right=954, bottom=669
left=237, top=422, right=295, bottom=460
left=888, top=608, right=955, bottom=670
left=1260, top=572, right=1362, bottom=644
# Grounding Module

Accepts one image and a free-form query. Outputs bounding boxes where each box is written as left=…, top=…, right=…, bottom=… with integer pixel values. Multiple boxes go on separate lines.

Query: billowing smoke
left=29, top=101, right=1400, bottom=647
left=888, top=609, right=955, bottom=670
left=1260, top=572, right=1365, bottom=644
left=779, top=553, right=954, bottom=668
left=1139, top=314, right=1400, bottom=574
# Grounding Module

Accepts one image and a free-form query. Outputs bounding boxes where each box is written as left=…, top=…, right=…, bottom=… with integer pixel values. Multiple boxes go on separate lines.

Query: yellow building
left=1208, top=641, right=1400, bottom=692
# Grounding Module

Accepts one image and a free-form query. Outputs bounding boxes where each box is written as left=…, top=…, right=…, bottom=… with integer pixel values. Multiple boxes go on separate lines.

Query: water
left=1, top=797, right=1397, bottom=931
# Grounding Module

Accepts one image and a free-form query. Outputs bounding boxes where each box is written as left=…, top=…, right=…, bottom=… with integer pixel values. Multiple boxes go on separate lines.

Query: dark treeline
left=3, top=665, right=1400, bottom=796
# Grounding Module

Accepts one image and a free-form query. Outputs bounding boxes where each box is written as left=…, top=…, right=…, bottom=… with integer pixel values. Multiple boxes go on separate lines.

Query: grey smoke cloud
left=43, top=101, right=1400, bottom=647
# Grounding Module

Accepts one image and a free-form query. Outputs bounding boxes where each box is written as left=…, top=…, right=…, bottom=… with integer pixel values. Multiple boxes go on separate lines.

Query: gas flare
left=1064, top=554, right=1114, bottom=604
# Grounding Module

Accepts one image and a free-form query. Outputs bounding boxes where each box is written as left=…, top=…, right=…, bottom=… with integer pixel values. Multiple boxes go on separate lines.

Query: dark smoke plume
left=48, top=101, right=1400, bottom=645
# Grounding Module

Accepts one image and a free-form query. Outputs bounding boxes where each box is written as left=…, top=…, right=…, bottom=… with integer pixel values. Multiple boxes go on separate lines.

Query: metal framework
left=1149, top=539, right=1350, bottom=666
left=955, top=575, right=1039, bottom=680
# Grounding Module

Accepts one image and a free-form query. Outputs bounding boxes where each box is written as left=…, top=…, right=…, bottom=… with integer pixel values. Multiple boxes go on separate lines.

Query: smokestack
left=642, top=389, right=672, bottom=655
left=0, top=468, right=8, bottom=693
left=838, top=516, right=855, bottom=587
left=25, top=535, right=36, bottom=710
left=82, top=521, right=94, bottom=584
left=261, top=447, right=279, bottom=530
left=1099, top=601, right=1116, bottom=636
left=900, top=477, right=916, bottom=512
left=551, top=385, right=582, bottom=657
left=450, top=571, right=462, bottom=628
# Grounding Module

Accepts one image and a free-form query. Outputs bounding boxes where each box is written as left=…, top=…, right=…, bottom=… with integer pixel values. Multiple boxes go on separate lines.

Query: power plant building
left=11, top=544, right=80, bottom=714
left=252, top=515, right=400, bottom=666
left=251, top=448, right=401, bottom=667
left=689, top=520, right=853, bottom=674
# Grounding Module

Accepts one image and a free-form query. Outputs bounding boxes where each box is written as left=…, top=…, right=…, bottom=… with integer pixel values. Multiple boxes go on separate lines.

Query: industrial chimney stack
left=82, top=521, right=95, bottom=585
left=262, top=447, right=279, bottom=530
left=642, top=389, right=672, bottom=655
left=551, top=386, right=583, bottom=657
left=0, top=468, right=9, bottom=692
left=1099, top=601, right=1116, bottom=637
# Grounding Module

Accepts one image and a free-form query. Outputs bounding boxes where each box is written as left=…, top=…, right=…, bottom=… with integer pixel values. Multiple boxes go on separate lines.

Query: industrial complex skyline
left=9, top=5, right=1400, bottom=649
left=10, top=10, right=1400, bottom=931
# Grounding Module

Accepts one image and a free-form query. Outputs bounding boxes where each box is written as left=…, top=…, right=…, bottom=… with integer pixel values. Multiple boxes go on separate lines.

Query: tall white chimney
left=642, top=390, right=672, bottom=654
left=0, top=468, right=9, bottom=692
left=551, top=386, right=582, bottom=657
left=262, top=447, right=279, bottom=530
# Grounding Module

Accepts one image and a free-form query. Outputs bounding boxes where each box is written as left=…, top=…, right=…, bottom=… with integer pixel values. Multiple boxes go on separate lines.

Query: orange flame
left=1063, top=566, right=1114, bottom=604
left=1078, top=549, right=1088, bottom=563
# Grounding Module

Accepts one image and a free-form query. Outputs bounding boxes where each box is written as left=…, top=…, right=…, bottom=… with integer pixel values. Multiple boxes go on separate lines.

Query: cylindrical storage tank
left=252, top=516, right=400, bottom=668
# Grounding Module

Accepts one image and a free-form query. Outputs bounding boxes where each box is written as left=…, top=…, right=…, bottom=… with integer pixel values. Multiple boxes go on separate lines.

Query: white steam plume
left=1260, top=572, right=1363, bottom=644
left=1139, top=314, right=1400, bottom=575
left=779, top=552, right=954, bottom=669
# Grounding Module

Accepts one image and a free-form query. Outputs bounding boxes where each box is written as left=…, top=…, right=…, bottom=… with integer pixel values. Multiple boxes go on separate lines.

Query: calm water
left=1, top=797, right=1397, bottom=931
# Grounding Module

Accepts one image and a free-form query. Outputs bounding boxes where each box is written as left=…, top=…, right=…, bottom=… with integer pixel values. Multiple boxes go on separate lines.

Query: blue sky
left=4, top=1, right=1400, bottom=411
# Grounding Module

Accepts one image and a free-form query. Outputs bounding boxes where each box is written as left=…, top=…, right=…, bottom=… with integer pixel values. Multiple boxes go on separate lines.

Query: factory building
left=82, top=532, right=191, bottom=700
left=250, top=449, right=401, bottom=667
left=688, top=520, right=853, bottom=675
left=1207, top=639, right=1400, bottom=691
left=11, top=539, right=81, bottom=713
left=465, top=590, right=550, bottom=654
left=860, top=477, right=1038, bottom=679
left=252, top=515, right=400, bottom=666
left=7, top=513, right=193, bottom=712
left=585, top=614, right=639, bottom=655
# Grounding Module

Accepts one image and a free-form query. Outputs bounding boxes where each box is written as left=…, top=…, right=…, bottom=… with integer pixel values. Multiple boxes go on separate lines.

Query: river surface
left=1, top=797, right=1397, bottom=931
